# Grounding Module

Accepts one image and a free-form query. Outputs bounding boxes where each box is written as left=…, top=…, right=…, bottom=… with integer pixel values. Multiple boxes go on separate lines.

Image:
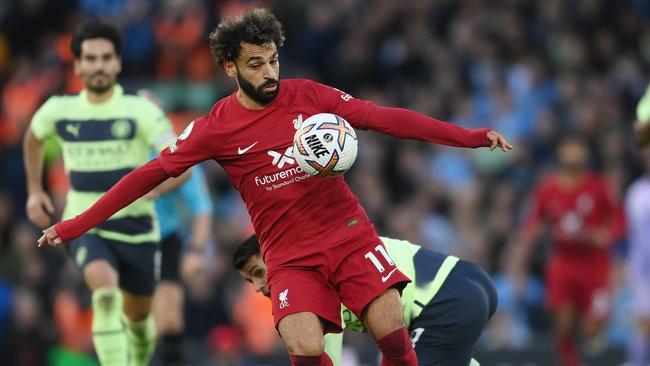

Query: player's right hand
left=37, top=224, right=63, bottom=248
left=26, top=191, right=54, bottom=229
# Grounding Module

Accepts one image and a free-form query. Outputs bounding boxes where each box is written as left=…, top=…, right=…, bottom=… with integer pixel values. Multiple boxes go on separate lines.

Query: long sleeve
left=364, top=106, right=490, bottom=148
left=55, top=158, right=170, bottom=241
left=307, top=80, right=490, bottom=148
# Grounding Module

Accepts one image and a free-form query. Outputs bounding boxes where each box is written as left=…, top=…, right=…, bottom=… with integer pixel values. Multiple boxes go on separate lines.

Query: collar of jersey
left=79, top=84, right=124, bottom=107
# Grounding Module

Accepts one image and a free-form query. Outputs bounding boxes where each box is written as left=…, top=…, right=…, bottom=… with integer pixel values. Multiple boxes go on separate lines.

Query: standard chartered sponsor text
left=255, top=165, right=311, bottom=191
left=64, top=142, right=134, bottom=169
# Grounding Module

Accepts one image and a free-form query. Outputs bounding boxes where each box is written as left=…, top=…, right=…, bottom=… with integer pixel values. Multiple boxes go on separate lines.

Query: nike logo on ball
left=381, top=268, right=398, bottom=283
left=238, top=142, right=258, bottom=155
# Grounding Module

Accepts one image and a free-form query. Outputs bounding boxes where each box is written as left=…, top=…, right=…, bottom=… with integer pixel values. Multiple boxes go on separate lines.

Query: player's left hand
left=37, top=224, right=63, bottom=247
left=487, top=131, right=513, bottom=152
left=181, top=250, right=206, bottom=280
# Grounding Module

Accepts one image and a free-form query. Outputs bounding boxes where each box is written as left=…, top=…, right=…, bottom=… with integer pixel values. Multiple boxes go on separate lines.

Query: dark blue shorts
left=160, top=233, right=182, bottom=282
left=67, top=234, right=161, bottom=296
left=410, top=260, right=498, bottom=366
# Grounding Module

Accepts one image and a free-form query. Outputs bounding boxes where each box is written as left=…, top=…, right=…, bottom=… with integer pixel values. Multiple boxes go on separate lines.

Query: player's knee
left=123, top=295, right=153, bottom=323
left=278, top=313, right=325, bottom=356
left=124, top=307, right=151, bottom=323
left=284, top=335, right=324, bottom=356
left=92, top=287, right=122, bottom=314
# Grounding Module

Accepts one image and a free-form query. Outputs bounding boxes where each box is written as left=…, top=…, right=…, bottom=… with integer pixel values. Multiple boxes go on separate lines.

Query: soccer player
left=151, top=164, right=213, bottom=366
left=234, top=235, right=496, bottom=366
left=625, top=146, right=650, bottom=365
left=516, top=135, right=624, bottom=366
left=38, top=9, right=511, bottom=366
left=23, top=20, right=188, bottom=366
left=635, top=84, right=650, bottom=147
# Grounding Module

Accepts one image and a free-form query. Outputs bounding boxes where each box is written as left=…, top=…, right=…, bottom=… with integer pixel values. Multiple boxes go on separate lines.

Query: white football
left=293, top=113, right=358, bottom=177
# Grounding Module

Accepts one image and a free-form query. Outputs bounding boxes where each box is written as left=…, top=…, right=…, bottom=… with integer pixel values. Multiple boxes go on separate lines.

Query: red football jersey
left=522, top=173, right=622, bottom=262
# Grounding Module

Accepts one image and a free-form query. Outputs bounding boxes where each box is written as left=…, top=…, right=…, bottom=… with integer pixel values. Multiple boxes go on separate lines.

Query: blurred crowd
left=0, top=0, right=649, bottom=365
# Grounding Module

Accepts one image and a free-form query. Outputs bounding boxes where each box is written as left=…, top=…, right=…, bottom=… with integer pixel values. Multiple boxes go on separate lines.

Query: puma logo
left=66, top=123, right=81, bottom=138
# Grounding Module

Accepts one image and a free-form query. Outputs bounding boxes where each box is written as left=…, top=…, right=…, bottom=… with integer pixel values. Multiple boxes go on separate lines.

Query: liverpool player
left=516, top=135, right=624, bottom=366
left=38, top=9, right=511, bottom=366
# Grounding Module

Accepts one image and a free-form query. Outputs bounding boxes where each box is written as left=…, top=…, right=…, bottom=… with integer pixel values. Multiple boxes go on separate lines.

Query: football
left=293, top=113, right=358, bottom=177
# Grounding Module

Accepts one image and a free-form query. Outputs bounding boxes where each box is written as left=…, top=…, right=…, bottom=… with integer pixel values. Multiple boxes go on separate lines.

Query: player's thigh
left=577, top=269, right=611, bottom=337
left=546, top=257, right=577, bottom=312
left=122, top=290, right=154, bottom=322
left=159, top=233, right=182, bottom=283
left=67, top=234, right=119, bottom=290
left=331, top=238, right=409, bottom=321
left=362, top=288, right=404, bottom=340
left=111, top=240, right=161, bottom=298
left=268, top=265, right=342, bottom=335
left=577, top=268, right=610, bottom=323
left=278, top=312, right=325, bottom=356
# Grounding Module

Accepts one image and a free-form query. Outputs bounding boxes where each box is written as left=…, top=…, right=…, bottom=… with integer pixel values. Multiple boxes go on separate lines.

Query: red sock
left=557, top=335, right=580, bottom=366
left=376, top=328, right=418, bottom=366
left=380, top=356, right=392, bottom=366
left=290, top=354, right=333, bottom=366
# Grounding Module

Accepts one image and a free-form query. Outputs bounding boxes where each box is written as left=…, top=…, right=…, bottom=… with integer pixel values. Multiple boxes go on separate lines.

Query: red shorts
left=267, top=227, right=410, bottom=333
left=546, top=255, right=611, bottom=319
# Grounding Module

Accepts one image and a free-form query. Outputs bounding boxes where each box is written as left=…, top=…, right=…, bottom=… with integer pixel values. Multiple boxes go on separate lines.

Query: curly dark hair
left=233, top=235, right=261, bottom=271
left=71, top=19, right=122, bottom=58
left=208, top=8, right=285, bottom=66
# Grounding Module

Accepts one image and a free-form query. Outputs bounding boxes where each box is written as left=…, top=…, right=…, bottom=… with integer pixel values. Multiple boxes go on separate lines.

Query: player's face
left=226, top=42, right=280, bottom=105
left=74, top=38, right=121, bottom=94
left=558, top=141, right=588, bottom=173
left=239, top=255, right=270, bottom=297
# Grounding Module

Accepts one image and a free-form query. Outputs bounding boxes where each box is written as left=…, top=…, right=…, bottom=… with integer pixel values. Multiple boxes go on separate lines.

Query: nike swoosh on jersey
left=238, top=142, right=258, bottom=155
left=381, top=268, right=398, bottom=283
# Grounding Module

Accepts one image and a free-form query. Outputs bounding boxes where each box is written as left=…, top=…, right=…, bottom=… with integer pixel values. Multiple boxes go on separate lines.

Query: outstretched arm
left=38, top=158, right=171, bottom=247
left=309, top=81, right=512, bottom=151
left=365, top=106, right=512, bottom=151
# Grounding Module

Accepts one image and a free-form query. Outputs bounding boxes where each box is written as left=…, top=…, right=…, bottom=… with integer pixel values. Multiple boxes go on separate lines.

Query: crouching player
left=233, top=235, right=497, bottom=366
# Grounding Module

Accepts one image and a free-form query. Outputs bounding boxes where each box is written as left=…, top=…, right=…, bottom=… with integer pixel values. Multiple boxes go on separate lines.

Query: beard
left=86, top=72, right=115, bottom=94
left=237, top=72, right=279, bottom=105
